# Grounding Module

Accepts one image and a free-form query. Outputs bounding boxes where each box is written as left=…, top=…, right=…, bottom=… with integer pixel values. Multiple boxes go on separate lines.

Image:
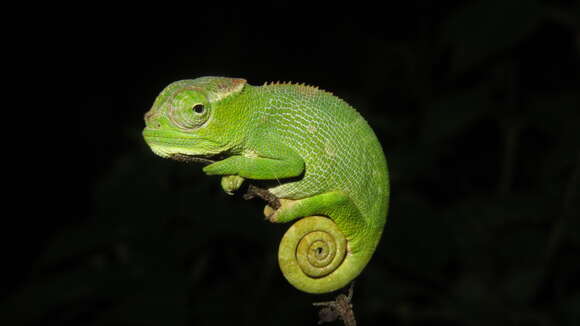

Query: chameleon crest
left=143, top=76, right=389, bottom=294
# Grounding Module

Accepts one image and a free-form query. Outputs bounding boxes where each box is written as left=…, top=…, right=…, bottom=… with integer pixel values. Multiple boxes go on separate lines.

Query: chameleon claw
left=221, top=175, right=245, bottom=195
left=263, top=205, right=278, bottom=222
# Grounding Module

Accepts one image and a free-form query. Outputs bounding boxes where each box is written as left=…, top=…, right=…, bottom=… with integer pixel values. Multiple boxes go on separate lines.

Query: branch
left=313, top=282, right=357, bottom=326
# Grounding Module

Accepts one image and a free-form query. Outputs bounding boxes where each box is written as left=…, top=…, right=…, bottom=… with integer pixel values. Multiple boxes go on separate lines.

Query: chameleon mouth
left=169, top=153, right=216, bottom=164
left=143, top=129, right=224, bottom=164
left=142, top=131, right=199, bottom=148
left=170, top=150, right=234, bottom=165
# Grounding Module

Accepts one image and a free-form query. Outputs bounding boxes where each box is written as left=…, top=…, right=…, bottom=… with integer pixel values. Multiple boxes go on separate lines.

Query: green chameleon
left=142, top=76, right=389, bottom=294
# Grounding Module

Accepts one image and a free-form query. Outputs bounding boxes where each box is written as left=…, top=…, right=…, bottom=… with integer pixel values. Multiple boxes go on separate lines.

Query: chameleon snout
left=144, top=110, right=162, bottom=129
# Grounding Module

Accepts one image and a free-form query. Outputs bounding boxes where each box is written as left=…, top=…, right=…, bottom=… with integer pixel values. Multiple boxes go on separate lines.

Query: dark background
left=4, top=1, right=580, bottom=325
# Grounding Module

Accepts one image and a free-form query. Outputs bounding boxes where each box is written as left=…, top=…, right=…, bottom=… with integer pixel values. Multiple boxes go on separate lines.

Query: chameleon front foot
left=221, top=175, right=245, bottom=195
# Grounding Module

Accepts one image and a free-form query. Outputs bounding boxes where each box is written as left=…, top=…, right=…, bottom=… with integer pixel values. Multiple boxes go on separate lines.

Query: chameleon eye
left=192, top=104, right=205, bottom=114
left=168, top=90, right=210, bottom=130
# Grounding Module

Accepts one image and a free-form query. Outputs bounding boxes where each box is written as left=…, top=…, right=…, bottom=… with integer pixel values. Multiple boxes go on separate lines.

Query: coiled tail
left=278, top=215, right=368, bottom=294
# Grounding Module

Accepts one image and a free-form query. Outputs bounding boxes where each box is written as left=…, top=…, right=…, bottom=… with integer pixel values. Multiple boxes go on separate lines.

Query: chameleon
left=142, top=76, right=389, bottom=294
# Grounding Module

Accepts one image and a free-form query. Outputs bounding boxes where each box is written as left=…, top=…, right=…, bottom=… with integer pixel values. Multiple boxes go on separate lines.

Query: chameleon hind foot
left=263, top=198, right=298, bottom=222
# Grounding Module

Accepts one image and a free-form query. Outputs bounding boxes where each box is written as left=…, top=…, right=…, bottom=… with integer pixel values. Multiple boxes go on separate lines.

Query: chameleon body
left=142, top=77, right=389, bottom=294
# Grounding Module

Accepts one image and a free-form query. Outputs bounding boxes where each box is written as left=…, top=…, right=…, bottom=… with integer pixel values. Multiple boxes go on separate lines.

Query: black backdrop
left=5, top=1, right=580, bottom=325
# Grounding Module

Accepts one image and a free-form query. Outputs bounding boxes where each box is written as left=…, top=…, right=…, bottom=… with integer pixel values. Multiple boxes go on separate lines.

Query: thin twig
left=243, top=184, right=281, bottom=209
left=313, top=282, right=357, bottom=326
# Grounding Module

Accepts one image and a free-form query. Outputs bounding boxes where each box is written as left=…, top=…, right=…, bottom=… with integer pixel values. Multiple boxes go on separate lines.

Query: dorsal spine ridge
left=262, top=80, right=335, bottom=95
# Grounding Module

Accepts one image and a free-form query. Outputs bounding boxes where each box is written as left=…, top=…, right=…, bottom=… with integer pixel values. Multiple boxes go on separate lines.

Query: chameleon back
left=243, top=83, right=389, bottom=231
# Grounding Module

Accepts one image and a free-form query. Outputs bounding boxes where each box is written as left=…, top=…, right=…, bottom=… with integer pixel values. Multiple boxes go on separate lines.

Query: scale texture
left=143, top=77, right=389, bottom=293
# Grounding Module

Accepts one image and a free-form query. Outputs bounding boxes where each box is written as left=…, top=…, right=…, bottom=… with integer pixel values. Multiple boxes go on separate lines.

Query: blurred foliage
left=5, top=1, right=580, bottom=325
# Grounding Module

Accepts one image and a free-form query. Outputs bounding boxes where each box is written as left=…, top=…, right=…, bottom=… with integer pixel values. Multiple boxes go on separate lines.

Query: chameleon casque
left=142, top=77, right=389, bottom=294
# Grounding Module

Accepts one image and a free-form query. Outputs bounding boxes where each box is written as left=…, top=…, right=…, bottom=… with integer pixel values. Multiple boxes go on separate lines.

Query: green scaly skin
left=142, top=77, right=389, bottom=294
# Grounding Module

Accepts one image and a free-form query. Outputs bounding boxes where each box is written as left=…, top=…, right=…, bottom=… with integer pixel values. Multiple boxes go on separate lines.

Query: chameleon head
left=142, top=77, right=248, bottom=159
